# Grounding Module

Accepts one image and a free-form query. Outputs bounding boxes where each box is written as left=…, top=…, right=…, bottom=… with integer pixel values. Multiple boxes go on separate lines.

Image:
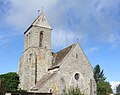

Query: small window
left=26, top=34, right=28, bottom=47
left=29, top=33, right=31, bottom=46
left=29, top=54, right=32, bottom=60
left=74, top=73, right=79, bottom=80
left=49, top=89, right=52, bottom=93
left=76, top=54, right=78, bottom=58
left=39, top=31, right=43, bottom=47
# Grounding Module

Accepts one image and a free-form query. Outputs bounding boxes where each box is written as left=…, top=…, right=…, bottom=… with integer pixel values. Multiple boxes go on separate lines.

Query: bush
left=62, top=86, right=84, bottom=95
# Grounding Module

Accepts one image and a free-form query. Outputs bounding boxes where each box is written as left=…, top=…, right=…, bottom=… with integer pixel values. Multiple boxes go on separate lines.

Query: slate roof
left=48, top=44, right=76, bottom=70
left=31, top=72, right=56, bottom=90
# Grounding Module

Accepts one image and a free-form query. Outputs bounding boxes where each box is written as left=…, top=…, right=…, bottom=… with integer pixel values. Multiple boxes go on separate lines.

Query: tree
left=116, top=84, right=120, bottom=95
left=94, top=64, right=113, bottom=95
left=97, top=80, right=113, bottom=95
left=0, top=72, right=19, bottom=94
left=94, top=64, right=106, bottom=83
left=0, top=80, right=4, bottom=95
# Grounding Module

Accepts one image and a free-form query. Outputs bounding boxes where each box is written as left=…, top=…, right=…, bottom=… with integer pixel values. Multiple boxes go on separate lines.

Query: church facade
left=18, top=12, right=96, bottom=95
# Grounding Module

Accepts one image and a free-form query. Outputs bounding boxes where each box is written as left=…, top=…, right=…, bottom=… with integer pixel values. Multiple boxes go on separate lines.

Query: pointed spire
left=32, top=10, right=52, bottom=30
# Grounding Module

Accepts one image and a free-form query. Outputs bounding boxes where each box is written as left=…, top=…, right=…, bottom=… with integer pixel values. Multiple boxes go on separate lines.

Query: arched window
left=76, top=54, right=78, bottom=58
left=29, top=32, right=31, bottom=46
left=29, top=53, right=32, bottom=61
left=40, top=31, right=43, bottom=47
left=26, top=34, right=28, bottom=48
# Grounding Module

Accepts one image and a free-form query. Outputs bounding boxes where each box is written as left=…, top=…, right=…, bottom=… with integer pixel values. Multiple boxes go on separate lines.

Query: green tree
left=0, top=72, right=19, bottom=93
left=116, top=84, right=120, bottom=95
left=97, top=80, right=113, bottom=95
left=94, top=64, right=113, bottom=95
left=94, top=64, right=106, bottom=83
left=0, top=80, right=4, bottom=95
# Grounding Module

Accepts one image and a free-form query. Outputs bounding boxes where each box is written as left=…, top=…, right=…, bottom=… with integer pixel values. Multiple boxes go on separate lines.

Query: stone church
left=18, top=12, right=96, bottom=95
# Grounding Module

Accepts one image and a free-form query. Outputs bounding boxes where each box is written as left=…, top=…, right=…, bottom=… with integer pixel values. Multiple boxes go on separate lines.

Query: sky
left=0, top=0, right=120, bottom=92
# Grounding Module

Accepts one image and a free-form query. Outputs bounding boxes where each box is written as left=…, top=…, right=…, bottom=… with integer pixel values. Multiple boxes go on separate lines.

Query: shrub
left=62, top=86, right=84, bottom=95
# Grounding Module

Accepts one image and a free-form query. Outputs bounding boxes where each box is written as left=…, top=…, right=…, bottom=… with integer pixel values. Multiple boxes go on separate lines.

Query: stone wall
left=59, top=44, right=96, bottom=95
left=37, top=71, right=61, bottom=95
left=24, top=26, right=51, bottom=50
left=19, top=17, right=52, bottom=90
left=18, top=47, right=52, bottom=91
left=36, top=44, right=96, bottom=95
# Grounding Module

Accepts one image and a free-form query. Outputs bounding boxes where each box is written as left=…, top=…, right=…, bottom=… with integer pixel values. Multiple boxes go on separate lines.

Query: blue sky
left=0, top=0, right=120, bottom=90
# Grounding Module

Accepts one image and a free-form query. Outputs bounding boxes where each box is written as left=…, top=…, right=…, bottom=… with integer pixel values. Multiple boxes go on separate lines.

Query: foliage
left=94, top=64, right=106, bottom=83
left=0, top=80, right=4, bottom=95
left=97, top=80, right=113, bottom=95
left=0, top=72, right=19, bottom=93
left=116, top=84, right=120, bottom=95
left=62, top=86, right=84, bottom=95
left=94, top=64, right=113, bottom=95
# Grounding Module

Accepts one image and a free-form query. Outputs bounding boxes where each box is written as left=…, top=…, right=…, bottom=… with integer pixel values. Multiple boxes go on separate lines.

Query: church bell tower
left=18, top=12, right=53, bottom=91
left=24, top=12, right=52, bottom=50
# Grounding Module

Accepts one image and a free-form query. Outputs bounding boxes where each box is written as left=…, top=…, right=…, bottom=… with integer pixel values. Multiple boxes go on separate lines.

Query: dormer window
left=40, top=31, right=43, bottom=47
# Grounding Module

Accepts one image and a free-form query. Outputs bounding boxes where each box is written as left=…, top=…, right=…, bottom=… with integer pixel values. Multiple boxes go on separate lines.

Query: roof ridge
left=56, top=43, right=76, bottom=53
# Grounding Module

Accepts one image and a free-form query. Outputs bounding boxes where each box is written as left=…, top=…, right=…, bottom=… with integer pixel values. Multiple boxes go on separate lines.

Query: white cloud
left=107, top=33, right=120, bottom=48
left=1, top=0, right=120, bottom=48
left=5, top=0, right=59, bottom=29
left=85, top=47, right=99, bottom=54
left=0, top=35, right=9, bottom=47
left=110, top=81, right=120, bottom=93
left=52, top=30, right=75, bottom=50
left=52, top=29, right=87, bottom=51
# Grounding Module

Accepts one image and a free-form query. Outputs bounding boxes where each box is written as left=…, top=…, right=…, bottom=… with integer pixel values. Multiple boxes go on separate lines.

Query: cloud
left=85, top=47, right=99, bottom=54
left=107, top=33, right=120, bottom=48
left=51, top=28, right=88, bottom=51
left=5, top=0, right=59, bottom=29
left=1, top=0, right=120, bottom=49
left=0, top=35, right=9, bottom=47
left=110, top=81, right=120, bottom=93
left=52, top=29, right=87, bottom=51
left=52, top=30, right=75, bottom=50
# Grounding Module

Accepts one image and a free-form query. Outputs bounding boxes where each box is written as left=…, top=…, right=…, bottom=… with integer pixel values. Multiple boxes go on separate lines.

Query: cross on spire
left=38, top=6, right=44, bottom=15
left=77, top=38, right=79, bottom=43
left=38, top=10, right=40, bottom=15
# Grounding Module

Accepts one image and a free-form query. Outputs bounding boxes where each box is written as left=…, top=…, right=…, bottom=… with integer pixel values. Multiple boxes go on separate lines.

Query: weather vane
left=38, top=6, right=44, bottom=15
left=77, top=38, right=79, bottom=43
left=38, top=10, right=40, bottom=15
